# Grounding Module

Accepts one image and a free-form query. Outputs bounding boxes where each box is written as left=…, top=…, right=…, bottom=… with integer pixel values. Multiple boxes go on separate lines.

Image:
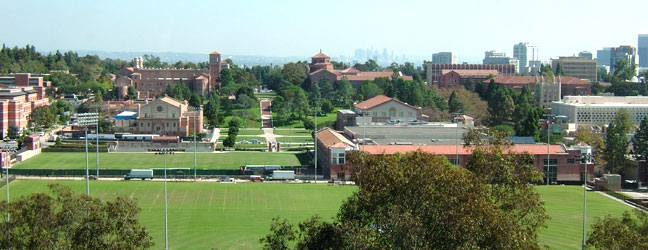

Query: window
left=567, top=159, right=575, bottom=164
left=373, top=112, right=377, bottom=117
left=399, top=112, right=403, bottom=117
left=382, top=112, right=386, bottom=117
left=166, top=122, right=169, bottom=127
left=172, top=113, right=175, bottom=118
left=173, top=123, right=176, bottom=127
left=338, top=153, right=345, bottom=164
left=156, top=126, right=160, bottom=131
left=140, top=123, right=143, bottom=127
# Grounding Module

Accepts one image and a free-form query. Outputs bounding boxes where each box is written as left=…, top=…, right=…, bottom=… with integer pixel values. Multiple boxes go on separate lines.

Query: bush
left=492, top=125, right=515, bottom=136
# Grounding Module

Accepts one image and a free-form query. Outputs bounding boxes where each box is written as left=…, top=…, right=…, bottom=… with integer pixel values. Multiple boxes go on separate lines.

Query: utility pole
left=311, top=109, right=321, bottom=182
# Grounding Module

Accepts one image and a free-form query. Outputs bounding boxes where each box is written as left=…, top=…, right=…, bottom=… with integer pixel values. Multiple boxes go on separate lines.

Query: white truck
left=124, top=169, right=154, bottom=180
left=270, top=170, right=295, bottom=181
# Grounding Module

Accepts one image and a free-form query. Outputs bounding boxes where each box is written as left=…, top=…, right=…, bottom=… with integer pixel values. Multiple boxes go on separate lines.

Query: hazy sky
left=2, top=0, right=647, bottom=62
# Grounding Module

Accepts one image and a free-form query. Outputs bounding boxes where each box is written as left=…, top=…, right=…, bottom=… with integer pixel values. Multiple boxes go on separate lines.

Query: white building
left=483, top=50, right=519, bottom=73
left=551, top=96, right=648, bottom=126
left=432, top=52, right=457, bottom=64
left=513, top=42, right=539, bottom=71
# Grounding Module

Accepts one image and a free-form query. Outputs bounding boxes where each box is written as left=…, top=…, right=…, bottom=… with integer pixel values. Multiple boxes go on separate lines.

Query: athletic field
left=0, top=181, right=635, bottom=249
left=13, top=152, right=309, bottom=170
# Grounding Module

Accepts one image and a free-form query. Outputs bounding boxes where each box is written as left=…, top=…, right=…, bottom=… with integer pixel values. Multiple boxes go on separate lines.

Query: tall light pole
left=311, top=110, right=320, bottom=182
left=580, top=152, right=592, bottom=250
left=544, top=114, right=566, bottom=185
left=78, top=113, right=98, bottom=196
left=362, top=107, right=367, bottom=151
left=452, top=112, right=462, bottom=166
left=193, top=106, right=201, bottom=182
left=5, top=163, right=9, bottom=246
left=155, top=148, right=176, bottom=250
left=96, top=109, right=99, bottom=178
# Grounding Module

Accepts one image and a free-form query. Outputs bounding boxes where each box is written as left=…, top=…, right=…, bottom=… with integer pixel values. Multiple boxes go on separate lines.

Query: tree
left=587, top=210, right=648, bottom=249
left=320, top=99, right=334, bottom=114
left=487, top=88, right=515, bottom=126
left=574, top=126, right=606, bottom=167
left=29, top=106, right=54, bottom=129
left=358, top=81, right=383, bottom=100
left=517, top=108, right=541, bottom=138
left=189, top=93, right=202, bottom=108
left=7, top=125, right=19, bottom=139
left=281, top=62, right=307, bottom=85
left=615, top=108, right=633, bottom=133
left=604, top=110, right=631, bottom=174
left=219, top=68, right=235, bottom=87
left=223, top=134, right=236, bottom=148
left=98, top=117, right=113, bottom=133
left=448, top=90, right=464, bottom=113
left=308, top=80, right=321, bottom=108
left=302, top=118, right=314, bottom=131
left=261, top=141, right=547, bottom=249
left=632, top=117, right=648, bottom=161
left=334, top=79, right=354, bottom=108
left=0, top=183, right=153, bottom=249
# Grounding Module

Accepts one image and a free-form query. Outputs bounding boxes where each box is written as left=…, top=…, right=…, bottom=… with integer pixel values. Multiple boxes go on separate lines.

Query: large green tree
left=261, top=137, right=547, bottom=249
left=358, top=81, right=383, bottom=100
left=604, top=109, right=632, bottom=174
left=281, top=62, right=307, bottom=86
left=632, top=117, right=648, bottom=161
left=448, top=90, right=464, bottom=114
left=587, top=210, right=648, bottom=249
left=29, top=106, right=54, bottom=129
left=0, top=184, right=153, bottom=249
left=487, top=88, right=515, bottom=126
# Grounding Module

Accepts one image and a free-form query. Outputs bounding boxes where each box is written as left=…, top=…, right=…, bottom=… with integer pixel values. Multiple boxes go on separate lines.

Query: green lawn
left=255, top=93, right=277, bottom=99
left=273, top=129, right=311, bottom=136
left=224, top=107, right=261, bottom=128
left=276, top=137, right=314, bottom=143
left=14, top=152, right=309, bottom=170
left=0, top=180, right=355, bottom=250
left=220, top=128, right=265, bottom=136
left=536, top=186, right=633, bottom=249
left=0, top=180, right=635, bottom=249
left=272, top=109, right=339, bottom=129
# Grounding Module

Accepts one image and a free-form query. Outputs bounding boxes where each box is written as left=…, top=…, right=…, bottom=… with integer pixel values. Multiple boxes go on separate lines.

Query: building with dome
left=307, top=51, right=413, bottom=87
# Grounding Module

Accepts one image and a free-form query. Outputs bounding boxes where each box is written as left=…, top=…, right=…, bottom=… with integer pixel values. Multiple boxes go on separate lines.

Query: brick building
left=353, top=95, right=427, bottom=123
left=437, top=69, right=498, bottom=89
left=487, top=75, right=591, bottom=110
left=118, top=51, right=226, bottom=99
left=135, top=96, right=202, bottom=137
left=426, top=63, right=515, bottom=86
left=315, top=128, right=358, bottom=180
left=0, top=87, right=49, bottom=137
left=308, top=51, right=413, bottom=87
left=0, top=73, right=51, bottom=88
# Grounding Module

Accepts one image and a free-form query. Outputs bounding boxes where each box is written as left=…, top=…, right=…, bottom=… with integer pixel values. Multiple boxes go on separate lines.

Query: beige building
left=551, top=96, right=648, bottom=126
left=136, top=96, right=202, bottom=137
left=551, top=56, right=597, bottom=81
left=354, top=95, right=426, bottom=123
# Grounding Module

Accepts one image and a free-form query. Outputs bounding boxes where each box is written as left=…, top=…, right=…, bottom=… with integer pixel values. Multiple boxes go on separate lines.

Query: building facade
left=308, top=51, right=412, bottom=87
left=432, top=52, right=457, bottom=64
left=513, top=42, right=539, bottom=71
left=354, top=95, right=426, bottom=123
left=487, top=75, right=591, bottom=110
left=639, top=34, right=648, bottom=67
left=483, top=51, right=519, bottom=73
left=315, top=128, right=358, bottom=180
left=551, top=96, right=648, bottom=125
left=118, top=51, right=225, bottom=99
left=0, top=87, right=49, bottom=137
left=135, top=96, right=202, bottom=137
left=551, top=56, right=597, bottom=81
left=437, top=69, right=498, bottom=89
left=597, top=47, right=612, bottom=67
left=426, top=63, right=515, bottom=85
left=578, top=51, right=593, bottom=60
left=610, top=45, right=638, bottom=72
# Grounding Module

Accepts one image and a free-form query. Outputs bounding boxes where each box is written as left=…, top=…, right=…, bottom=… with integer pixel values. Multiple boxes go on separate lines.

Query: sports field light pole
left=155, top=148, right=176, bottom=250
left=452, top=112, right=462, bottom=166
left=311, top=110, right=321, bottom=182
left=579, top=152, right=592, bottom=250
left=5, top=164, right=9, bottom=246
left=362, top=107, right=367, bottom=151
left=78, top=113, right=98, bottom=196
left=193, top=106, right=201, bottom=181
left=544, top=114, right=566, bottom=185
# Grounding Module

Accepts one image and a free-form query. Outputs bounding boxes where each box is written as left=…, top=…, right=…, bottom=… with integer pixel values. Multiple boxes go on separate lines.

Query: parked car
left=38, top=132, right=45, bottom=136
left=220, top=177, right=236, bottom=184
left=3, top=137, right=9, bottom=142
left=250, top=139, right=261, bottom=144
left=240, top=140, right=249, bottom=144
left=249, top=175, right=265, bottom=182
left=409, top=120, right=427, bottom=125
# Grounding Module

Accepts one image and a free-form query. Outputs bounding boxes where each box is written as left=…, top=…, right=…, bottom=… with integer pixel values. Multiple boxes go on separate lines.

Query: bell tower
left=209, top=51, right=222, bottom=88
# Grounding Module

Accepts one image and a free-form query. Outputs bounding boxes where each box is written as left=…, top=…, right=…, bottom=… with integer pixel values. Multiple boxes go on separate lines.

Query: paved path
left=260, top=99, right=273, bottom=128
left=210, top=128, right=220, bottom=143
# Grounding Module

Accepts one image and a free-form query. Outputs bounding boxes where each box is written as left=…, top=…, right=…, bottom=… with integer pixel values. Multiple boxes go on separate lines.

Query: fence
left=7, top=169, right=257, bottom=178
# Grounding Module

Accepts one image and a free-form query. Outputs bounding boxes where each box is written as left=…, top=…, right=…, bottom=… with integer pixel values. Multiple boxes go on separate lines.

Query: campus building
left=513, top=42, right=539, bottom=73
left=437, top=69, right=498, bottom=89
left=551, top=56, right=597, bottom=81
left=353, top=95, right=426, bottom=123
left=487, top=75, right=591, bottom=110
left=426, top=63, right=515, bottom=86
left=551, top=96, right=648, bottom=126
left=432, top=52, right=457, bottom=64
left=0, top=73, right=51, bottom=88
left=610, top=45, right=638, bottom=72
left=118, top=51, right=226, bottom=99
left=640, top=34, right=648, bottom=67
left=483, top=50, right=519, bottom=73
left=0, top=86, right=49, bottom=137
left=315, top=128, right=358, bottom=180
left=307, top=51, right=413, bottom=87
left=134, top=96, right=202, bottom=137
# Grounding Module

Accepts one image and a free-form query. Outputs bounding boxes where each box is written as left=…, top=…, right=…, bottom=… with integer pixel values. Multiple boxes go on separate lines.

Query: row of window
left=139, top=122, right=177, bottom=128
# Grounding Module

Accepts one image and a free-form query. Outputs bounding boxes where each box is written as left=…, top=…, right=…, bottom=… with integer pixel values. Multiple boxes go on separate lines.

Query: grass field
left=273, top=129, right=311, bottom=136
left=272, top=109, right=339, bottom=129
left=0, top=180, right=354, bottom=250
left=0, top=180, right=635, bottom=249
left=536, top=186, right=633, bottom=249
left=13, top=152, right=309, bottom=170
left=220, top=128, right=265, bottom=136
left=224, top=107, right=261, bottom=128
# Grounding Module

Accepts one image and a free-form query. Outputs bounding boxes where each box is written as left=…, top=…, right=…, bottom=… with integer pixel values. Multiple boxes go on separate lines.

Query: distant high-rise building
left=432, top=52, right=457, bottom=64
left=551, top=56, right=597, bottom=81
left=610, top=45, right=638, bottom=72
left=597, top=47, right=612, bottom=67
left=639, top=34, right=648, bottom=67
left=513, top=42, right=539, bottom=69
left=578, top=51, right=593, bottom=60
left=483, top=50, right=519, bottom=73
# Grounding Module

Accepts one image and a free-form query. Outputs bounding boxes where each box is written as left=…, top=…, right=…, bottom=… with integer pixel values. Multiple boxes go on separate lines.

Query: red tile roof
left=354, top=95, right=392, bottom=110
left=312, top=52, right=330, bottom=59
left=160, top=96, right=184, bottom=107
left=210, top=51, right=221, bottom=55
left=442, top=69, right=499, bottom=77
left=363, top=144, right=566, bottom=155
left=489, top=76, right=538, bottom=85
left=559, top=76, right=590, bottom=85
left=316, top=128, right=354, bottom=148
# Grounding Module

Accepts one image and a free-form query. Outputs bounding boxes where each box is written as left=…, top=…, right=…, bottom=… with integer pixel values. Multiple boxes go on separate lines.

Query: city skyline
left=1, top=0, right=647, bottom=64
